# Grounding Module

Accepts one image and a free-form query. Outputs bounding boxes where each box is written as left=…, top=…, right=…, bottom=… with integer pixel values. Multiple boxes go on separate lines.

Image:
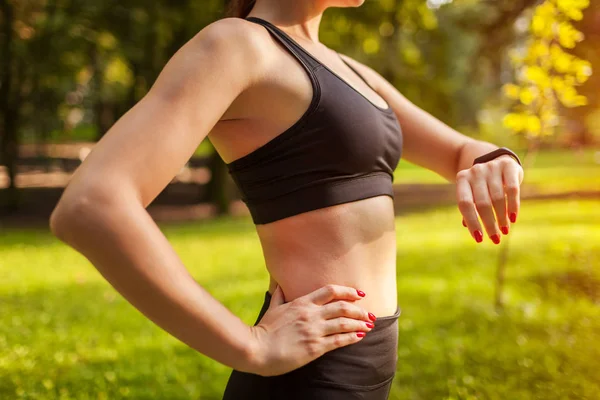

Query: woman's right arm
left=50, top=18, right=373, bottom=376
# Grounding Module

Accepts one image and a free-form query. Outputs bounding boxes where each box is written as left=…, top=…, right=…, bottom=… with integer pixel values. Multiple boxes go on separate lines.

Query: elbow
left=50, top=190, right=113, bottom=244
left=50, top=194, right=91, bottom=243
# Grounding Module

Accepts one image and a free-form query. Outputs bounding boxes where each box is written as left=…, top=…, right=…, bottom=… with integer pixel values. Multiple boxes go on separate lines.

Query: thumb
left=269, top=285, right=285, bottom=308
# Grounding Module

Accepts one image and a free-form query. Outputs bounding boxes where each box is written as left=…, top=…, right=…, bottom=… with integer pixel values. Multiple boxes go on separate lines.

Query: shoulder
left=187, top=18, right=273, bottom=66
left=149, top=18, right=275, bottom=103
left=154, top=18, right=273, bottom=96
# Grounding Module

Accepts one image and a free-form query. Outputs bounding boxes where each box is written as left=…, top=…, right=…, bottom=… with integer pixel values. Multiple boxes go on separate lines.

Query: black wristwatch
left=473, top=147, right=522, bottom=167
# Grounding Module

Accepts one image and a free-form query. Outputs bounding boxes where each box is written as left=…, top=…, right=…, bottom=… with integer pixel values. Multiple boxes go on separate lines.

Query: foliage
left=2, top=0, right=598, bottom=148
left=502, top=0, right=593, bottom=138
left=1, top=199, right=599, bottom=399
left=2, top=0, right=597, bottom=152
left=323, top=0, right=487, bottom=128
left=7, top=0, right=592, bottom=144
left=2, top=0, right=225, bottom=141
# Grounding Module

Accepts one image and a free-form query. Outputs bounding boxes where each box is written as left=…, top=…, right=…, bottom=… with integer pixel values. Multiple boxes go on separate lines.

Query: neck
left=248, top=0, right=325, bottom=43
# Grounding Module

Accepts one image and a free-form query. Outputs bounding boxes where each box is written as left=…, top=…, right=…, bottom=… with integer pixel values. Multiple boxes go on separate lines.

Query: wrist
left=473, top=147, right=522, bottom=167
left=235, top=325, right=267, bottom=375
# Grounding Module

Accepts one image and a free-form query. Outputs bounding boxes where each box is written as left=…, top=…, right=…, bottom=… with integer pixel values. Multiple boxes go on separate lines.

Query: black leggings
left=223, top=291, right=400, bottom=400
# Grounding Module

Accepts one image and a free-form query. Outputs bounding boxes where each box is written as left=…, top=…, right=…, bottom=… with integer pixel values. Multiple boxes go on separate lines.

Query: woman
left=50, top=0, right=524, bottom=398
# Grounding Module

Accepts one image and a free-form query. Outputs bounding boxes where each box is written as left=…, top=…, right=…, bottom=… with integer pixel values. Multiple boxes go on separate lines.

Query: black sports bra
left=226, top=17, right=403, bottom=225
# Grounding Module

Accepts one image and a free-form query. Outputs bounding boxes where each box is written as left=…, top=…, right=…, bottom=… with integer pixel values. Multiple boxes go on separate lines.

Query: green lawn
left=393, top=148, right=600, bottom=194
left=1, top=199, right=599, bottom=399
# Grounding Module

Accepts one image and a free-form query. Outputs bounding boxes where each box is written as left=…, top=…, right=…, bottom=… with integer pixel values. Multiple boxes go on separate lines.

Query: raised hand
left=456, top=155, right=524, bottom=244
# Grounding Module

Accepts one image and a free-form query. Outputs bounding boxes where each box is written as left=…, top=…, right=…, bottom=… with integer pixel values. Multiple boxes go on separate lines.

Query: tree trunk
left=494, top=141, right=538, bottom=311
left=494, top=234, right=510, bottom=311
left=0, top=0, right=19, bottom=210
left=205, top=149, right=230, bottom=216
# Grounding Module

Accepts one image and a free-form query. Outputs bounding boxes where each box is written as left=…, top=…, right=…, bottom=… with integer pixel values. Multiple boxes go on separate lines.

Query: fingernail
left=356, top=290, right=366, bottom=297
left=474, top=230, right=483, bottom=243
left=462, top=219, right=467, bottom=227
left=357, top=332, right=366, bottom=338
left=366, top=322, right=374, bottom=329
left=510, top=212, right=517, bottom=223
left=491, top=234, right=500, bottom=244
left=501, top=226, right=509, bottom=235
left=368, top=312, right=377, bottom=321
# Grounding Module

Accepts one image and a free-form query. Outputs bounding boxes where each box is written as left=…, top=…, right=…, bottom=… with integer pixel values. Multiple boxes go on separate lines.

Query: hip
left=223, top=291, right=400, bottom=400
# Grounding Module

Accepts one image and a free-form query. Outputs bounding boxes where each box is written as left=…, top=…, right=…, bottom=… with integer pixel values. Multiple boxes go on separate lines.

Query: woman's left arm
left=340, top=55, right=524, bottom=244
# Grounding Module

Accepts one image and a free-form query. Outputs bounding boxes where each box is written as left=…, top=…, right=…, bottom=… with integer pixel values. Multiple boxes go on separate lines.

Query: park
left=1, top=0, right=599, bottom=399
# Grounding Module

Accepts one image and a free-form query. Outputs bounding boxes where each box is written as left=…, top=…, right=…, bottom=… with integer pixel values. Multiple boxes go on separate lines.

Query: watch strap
left=473, top=147, right=522, bottom=167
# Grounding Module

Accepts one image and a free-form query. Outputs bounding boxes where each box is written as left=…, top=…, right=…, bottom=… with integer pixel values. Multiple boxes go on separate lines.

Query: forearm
left=50, top=195, right=257, bottom=372
left=391, top=97, right=504, bottom=181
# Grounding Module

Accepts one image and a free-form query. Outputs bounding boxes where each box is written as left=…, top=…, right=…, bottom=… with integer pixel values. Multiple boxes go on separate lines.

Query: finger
left=269, top=285, right=285, bottom=308
left=320, top=300, right=371, bottom=322
left=503, top=161, right=521, bottom=224
left=322, top=331, right=365, bottom=353
left=487, top=173, right=509, bottom=235
left=305, top=284, right=364, bottom=306
left=456, top=172, right=483, bottom=243
left=472, top=177, right=500, bottom=244
left=322, top=317, right=374, bottom=335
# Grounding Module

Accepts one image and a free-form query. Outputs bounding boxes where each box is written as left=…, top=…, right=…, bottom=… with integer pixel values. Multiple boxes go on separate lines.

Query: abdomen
left=256, top=195, right=398, bottom=317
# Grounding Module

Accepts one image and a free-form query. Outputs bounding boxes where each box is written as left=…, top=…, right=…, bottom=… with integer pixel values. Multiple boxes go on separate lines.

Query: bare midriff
left=256, top=195, right=398, bottom=318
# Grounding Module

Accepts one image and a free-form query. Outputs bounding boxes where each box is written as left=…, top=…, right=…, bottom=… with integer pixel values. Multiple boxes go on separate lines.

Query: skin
left=50, top=0, right=524, bottom=378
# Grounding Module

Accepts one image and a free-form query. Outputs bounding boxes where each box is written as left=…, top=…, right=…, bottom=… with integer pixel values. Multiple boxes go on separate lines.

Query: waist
left=267, top=262, right=398, bottom=317
left=257, top=196, right=398, bottom=317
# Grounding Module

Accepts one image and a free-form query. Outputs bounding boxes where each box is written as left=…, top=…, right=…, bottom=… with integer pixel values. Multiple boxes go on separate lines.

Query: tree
left=496, top=0, right=592, bottom=310
left=0, top=0, right=225, bottom=211
left=0, top=0, right=19, bottom=209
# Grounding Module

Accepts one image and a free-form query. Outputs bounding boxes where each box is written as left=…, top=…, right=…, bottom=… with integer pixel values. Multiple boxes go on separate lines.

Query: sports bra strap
left=245, top=17, right=322, bottom=71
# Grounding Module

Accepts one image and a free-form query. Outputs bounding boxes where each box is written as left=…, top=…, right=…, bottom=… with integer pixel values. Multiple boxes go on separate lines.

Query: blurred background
left=1, top=0, right=599, bottom=399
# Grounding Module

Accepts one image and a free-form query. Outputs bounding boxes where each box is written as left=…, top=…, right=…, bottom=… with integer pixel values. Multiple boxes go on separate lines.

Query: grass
left=393, top=148, right=600, bottom=194
left=1, top=199, right=600, bottom=399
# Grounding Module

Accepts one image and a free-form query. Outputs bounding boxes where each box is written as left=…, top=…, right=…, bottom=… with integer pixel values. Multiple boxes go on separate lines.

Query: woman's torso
left=208, top=17, right=401, bottom=317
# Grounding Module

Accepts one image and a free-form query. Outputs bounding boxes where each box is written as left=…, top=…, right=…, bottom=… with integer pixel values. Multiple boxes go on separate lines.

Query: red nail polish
left=501, top=226, right=509, bottom=235
left=462, top=219, right=467, bottom=227
left=356, top=290, right=366, bottom=297
left=357, top=332, right=366, bottom=338
left=366, top=322, right=374, bottom=329
left=368, top=313, right=377, bottom=321
left=491, top=234, right=500, bottom=244
left=474, top=230, right=483, bottom=243
left=510, top=212, right=517, bottom=223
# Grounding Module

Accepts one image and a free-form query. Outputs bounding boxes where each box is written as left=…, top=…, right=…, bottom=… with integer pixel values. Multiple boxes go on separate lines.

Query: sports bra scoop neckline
left=245, top=16, right=393, bottom=113
left=225, top=16, right=404, bottom=225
